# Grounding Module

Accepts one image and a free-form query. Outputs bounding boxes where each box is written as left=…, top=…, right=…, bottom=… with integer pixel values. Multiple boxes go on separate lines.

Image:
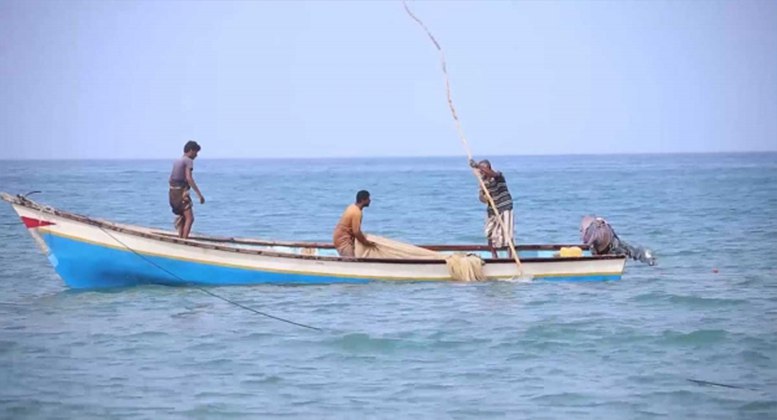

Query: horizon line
left=1, top=150, right=776, bottom=161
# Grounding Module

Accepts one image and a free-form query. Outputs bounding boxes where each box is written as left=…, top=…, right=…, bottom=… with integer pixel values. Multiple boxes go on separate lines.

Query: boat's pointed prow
left=0, top=192, right=16, bottom=203
left=2, top=192, right=57, bottom=260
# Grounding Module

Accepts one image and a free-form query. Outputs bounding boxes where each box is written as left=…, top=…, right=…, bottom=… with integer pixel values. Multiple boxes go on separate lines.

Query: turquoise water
left=1, top=154, right=776, bottom=418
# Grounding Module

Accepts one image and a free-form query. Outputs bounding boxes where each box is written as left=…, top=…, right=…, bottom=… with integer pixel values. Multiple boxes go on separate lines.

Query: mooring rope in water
left=402, top=1, right=526, bottom=277
left=687, top=378, right=759, bottom=391
left=19, top=193, right=321, bottom=331
left=94, top=224, right=322, bottom=332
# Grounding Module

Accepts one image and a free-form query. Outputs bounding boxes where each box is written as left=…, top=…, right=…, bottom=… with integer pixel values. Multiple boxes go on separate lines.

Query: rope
left=89, top=222, right=322, bottom=332
left=687, top=378, right=759, bottom=391
left=97, top=225, right=322, bottom=331
left=22, top=193, right=321, bottom=331
left=402, top=1, right=525, bottom=276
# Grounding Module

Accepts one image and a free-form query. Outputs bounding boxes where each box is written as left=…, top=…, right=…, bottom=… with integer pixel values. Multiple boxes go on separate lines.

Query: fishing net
left=355, top=235, right=485, bottom=282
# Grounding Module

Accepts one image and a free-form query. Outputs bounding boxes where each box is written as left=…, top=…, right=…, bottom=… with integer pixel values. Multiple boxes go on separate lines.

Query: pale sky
left=1, top=0, right=775, bottom=159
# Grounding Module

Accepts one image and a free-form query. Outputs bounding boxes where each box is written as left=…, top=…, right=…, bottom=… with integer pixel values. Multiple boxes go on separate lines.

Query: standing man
left=470, top=159, right=514, bottom=258
left=333, top=190, right=375, bottom=257
left=169, top=140, right=205, bottom=239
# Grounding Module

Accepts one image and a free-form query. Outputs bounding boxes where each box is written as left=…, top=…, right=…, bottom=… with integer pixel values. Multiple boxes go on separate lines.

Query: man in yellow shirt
left=333, top=190, right=376, bottom=257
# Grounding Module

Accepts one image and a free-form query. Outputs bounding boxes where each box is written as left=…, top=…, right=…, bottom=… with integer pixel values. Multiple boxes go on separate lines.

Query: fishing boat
left=2, top=193, right=626, bottom=289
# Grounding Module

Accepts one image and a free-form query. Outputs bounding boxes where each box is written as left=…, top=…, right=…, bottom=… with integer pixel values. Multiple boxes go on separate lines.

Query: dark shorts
left=169, top=185, right=192, bottom=216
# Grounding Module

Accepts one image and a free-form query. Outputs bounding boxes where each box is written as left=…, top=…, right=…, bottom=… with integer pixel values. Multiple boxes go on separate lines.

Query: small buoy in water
left=712, top=268, right=719, bottom=273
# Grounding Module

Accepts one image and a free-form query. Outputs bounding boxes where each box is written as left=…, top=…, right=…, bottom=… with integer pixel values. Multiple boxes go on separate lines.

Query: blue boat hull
left=43, top=233, right=373, bottom=289
left=41, top=232, right=621, bottom=289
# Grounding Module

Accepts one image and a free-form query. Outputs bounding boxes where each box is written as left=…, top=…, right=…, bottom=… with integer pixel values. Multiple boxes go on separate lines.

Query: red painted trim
left=21, top=216, right=55, bottom=229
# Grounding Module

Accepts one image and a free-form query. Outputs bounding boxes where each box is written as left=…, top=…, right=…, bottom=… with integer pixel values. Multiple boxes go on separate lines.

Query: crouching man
left=580, top=215, right=656, bottom=266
